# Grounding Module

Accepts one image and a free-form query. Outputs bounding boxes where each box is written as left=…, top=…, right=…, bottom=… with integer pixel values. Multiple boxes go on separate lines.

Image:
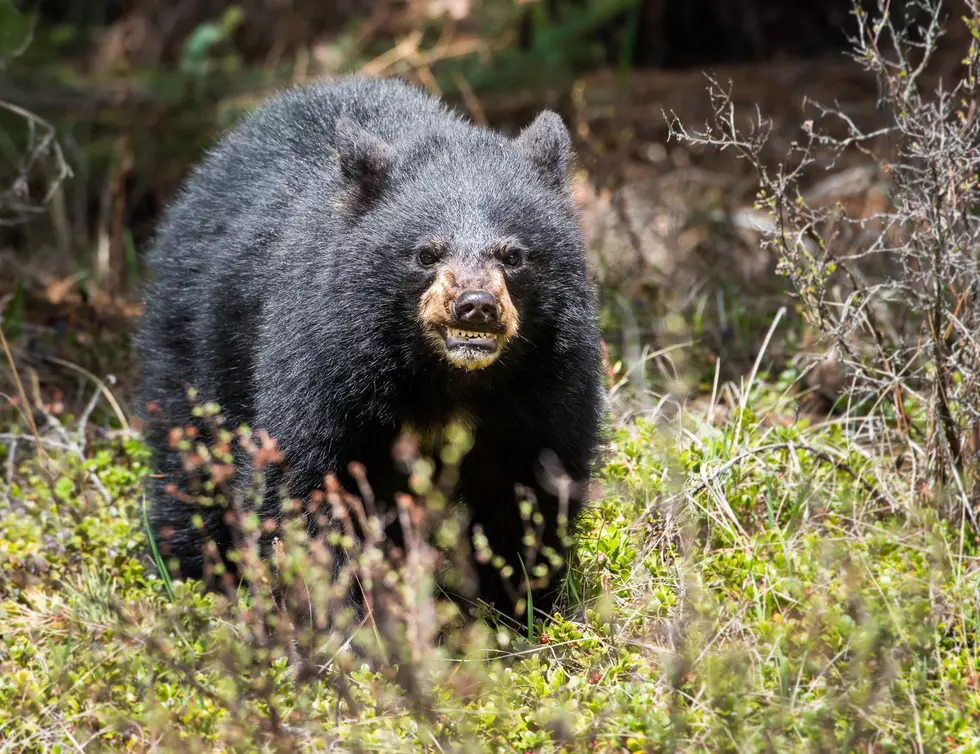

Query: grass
left=2, top=342, right=980, bottom=753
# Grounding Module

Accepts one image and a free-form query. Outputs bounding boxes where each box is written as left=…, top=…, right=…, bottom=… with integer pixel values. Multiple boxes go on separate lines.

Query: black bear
left=136, top=75, right=605, bottom=625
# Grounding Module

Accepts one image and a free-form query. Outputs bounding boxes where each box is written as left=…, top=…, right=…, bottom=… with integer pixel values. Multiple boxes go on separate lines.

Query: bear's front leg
left=457, top=437, right=585, bottom=627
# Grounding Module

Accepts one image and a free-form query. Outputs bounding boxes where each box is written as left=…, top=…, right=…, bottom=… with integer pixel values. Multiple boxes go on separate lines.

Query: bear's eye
left=500, top=249, right=524, bottom=268
left=417, top=248, right=441, bottom=267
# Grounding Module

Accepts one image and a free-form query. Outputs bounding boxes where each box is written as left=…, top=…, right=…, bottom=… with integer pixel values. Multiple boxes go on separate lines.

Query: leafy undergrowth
left=2, top=376, right=980, bottom=753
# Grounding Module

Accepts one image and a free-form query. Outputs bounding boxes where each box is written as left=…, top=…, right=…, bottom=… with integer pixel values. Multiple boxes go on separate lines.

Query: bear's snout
left=451, top=290, right=500, bottom=329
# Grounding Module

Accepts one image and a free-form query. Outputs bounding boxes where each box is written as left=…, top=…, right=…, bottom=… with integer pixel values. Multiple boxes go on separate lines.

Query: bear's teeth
left=448, top=328, right=494, bottom=341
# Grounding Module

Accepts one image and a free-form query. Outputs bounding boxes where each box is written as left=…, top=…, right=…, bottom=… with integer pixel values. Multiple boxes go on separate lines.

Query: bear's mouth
left=443, top=326, right=499, bottom=351
left=437, top=326, right=503, bottom=370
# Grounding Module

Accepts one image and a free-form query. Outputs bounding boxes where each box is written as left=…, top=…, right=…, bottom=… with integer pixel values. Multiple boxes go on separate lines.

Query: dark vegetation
left=2, top=0, right=980, bottom=751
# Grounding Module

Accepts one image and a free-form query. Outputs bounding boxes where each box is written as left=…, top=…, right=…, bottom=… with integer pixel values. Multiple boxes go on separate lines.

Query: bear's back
left=159, top=77, right=458, bottom=245
left=237, top=75, right=460, bottom=157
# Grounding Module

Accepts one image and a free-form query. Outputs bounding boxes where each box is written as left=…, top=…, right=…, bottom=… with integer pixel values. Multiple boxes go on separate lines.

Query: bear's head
left=331, top=107, right=590, bottom=375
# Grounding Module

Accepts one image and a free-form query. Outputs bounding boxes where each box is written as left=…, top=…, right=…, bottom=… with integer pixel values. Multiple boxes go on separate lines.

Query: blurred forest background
left=4, top=0, right=968, bottom=407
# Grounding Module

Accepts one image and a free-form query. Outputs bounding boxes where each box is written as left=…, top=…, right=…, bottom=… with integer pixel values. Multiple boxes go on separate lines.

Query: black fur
left=135, top=75, right=605, bottom=623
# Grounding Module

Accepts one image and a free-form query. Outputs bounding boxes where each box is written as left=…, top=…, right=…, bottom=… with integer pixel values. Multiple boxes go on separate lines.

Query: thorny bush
left=667, top=0, right=980, bottom=524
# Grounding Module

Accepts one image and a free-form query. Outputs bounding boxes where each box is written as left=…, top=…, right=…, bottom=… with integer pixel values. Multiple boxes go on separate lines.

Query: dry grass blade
left=0, top=323, right=47, bottom=466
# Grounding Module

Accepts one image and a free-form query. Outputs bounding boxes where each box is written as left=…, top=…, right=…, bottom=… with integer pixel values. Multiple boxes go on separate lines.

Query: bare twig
left=0, top=100, right=72, bottom=226
left=0, top=324, right=46, bottom=464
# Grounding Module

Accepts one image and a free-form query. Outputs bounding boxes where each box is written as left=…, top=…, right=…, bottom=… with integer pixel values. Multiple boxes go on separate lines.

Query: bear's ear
left=334, top=116, right=396, bottom=208
left=514, top=110, right=572, bottom=191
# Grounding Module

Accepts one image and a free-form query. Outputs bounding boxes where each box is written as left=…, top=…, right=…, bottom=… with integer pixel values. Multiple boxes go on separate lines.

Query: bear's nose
left=451, top=290, right=499, bottom=326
